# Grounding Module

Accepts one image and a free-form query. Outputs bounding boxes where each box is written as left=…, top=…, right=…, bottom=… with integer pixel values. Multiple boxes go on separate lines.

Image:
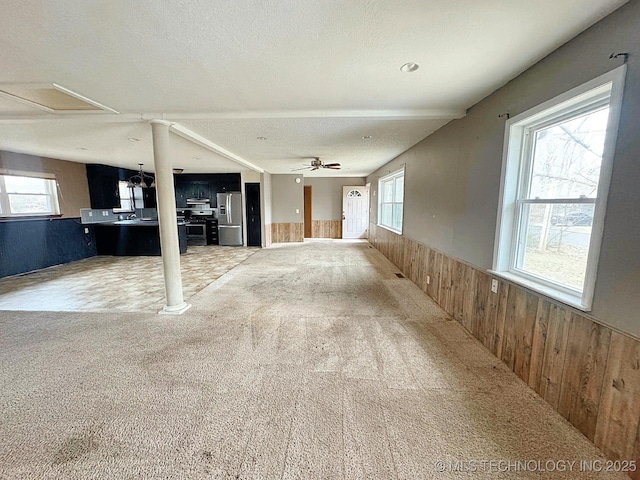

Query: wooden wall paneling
left=492, top=280, right=510, bottom=359
left=331, top=220, right=341, bottom=239
left=528, top=298, right=552, bottom=392
left=594, top=331, right=640, bottom=464
left=536, top=304, right=572, bottom=409
left=558, top=313, right=612, bottom=441
left=271, top=223, right=303, bottom=243
left=450, top=261, right=466, bottom=322
left=430, top=251, right=443, bottom=305
left=392, top=233, right=404, bottom=269
left=439, top=256, right=454, bottom=314
left=472, top=271, right=490, bottom=346
left=402, top=238, right=417, bottom=281
left=461, top=265, right=477, bottom=333
left=417, top=244, right=429, bottom=293
left=500, top=286, right=519, bottom=371
left=512, top=290, right=539, bottom=384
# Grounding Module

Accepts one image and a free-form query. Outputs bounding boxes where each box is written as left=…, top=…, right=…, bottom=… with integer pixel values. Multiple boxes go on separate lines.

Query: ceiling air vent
left=0, top=83, right=118, bottom=113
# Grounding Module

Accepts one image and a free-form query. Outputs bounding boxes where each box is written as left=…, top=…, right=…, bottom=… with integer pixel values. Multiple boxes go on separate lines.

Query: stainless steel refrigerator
left=216, top=192, right=243, bottom=246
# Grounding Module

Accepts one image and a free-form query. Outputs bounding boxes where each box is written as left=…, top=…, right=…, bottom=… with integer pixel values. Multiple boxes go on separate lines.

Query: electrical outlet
left=295, top=208, right=300, bottom=214
left=84, top=228, right=89, bottom=234
left=88, top=211, right=93, bottom=217
left=491, top=279, right=499, bottom=293
left=426, top=275, right=431, bottom=285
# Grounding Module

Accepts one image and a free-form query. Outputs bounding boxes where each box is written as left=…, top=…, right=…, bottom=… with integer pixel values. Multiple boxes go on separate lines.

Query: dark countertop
left=99, top=220, right=186, bottom=227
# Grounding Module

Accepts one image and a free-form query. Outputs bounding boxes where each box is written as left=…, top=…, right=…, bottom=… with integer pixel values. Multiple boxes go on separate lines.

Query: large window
left=378, top=168, right=404, bottom=233
left=493, top=65, right=625, bottom=310
left=0, top=173, right=60, bottom=217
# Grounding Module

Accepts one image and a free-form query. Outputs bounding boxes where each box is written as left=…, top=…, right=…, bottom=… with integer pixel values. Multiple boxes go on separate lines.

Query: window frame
left=377, top=167, right=405, bottom=234
left=492, top=65, right=626, bottom=311
left=0, top=172, right=61, bottom=218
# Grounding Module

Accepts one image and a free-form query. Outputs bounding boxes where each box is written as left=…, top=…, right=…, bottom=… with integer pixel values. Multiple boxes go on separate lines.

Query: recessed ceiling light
left=128, top=137, right=141, bottom=142
left=257, top=136, right=267, bottom=141
left=362, top=135, right=372, bottom=139
left=400, top=62, right=419, bottom=73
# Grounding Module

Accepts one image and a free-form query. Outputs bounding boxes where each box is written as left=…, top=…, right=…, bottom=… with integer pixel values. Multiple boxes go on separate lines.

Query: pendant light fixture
left=127, top=163, right=156, bottom=188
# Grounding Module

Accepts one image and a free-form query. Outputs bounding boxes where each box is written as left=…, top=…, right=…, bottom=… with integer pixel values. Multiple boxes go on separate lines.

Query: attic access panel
left=0, top=83, right=118, bottom=113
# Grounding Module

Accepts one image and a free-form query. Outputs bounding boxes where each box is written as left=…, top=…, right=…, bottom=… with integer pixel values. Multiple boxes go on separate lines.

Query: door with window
left=342, top=186, right=369, bottom=239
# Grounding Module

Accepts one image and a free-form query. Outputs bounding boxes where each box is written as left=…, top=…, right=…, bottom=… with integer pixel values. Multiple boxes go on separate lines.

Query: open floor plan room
left=0, top=241, right=630, bottom=479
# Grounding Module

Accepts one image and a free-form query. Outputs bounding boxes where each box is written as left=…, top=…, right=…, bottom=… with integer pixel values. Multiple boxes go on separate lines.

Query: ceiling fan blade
left=326, top=166, right=341, bottom=169
left=311, top=166, right=319, bottom=171
left=291, top=166, right=311, bottom=171
left=324, top=163, right=341, bottom=167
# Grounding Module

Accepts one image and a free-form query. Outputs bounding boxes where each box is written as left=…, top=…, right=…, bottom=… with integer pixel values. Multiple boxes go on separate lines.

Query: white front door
left=342, top=186, right=369, bottom=239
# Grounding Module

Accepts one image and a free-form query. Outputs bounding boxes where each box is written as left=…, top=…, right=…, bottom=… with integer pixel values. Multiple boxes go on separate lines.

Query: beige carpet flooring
left=0, top=240, right=627, bottom=479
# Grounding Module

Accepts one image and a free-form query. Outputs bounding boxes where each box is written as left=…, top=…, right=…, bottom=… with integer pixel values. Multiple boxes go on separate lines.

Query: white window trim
left=492, top=65, right=626, bottom=311
left=0, top=173, right=61, bottom=217
left=377, top=167, right=405, bottom=234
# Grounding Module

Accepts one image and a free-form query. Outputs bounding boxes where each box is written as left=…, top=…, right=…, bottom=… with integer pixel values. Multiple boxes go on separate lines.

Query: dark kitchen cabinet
left=206, top=218, right=219, bottom=245
left=174, top=173, right=241, bottom=208
left=143, top=188, right=157, bottom=208
left=87, top=164, right=156, bottom=209
left=87, top=164, right=121, bottom=209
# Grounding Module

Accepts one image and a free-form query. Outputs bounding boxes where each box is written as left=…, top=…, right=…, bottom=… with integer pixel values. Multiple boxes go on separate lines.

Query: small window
left=114, top=181, right=143, bottom=212
left=0, top=174, right=60, bottom=217
left=493, top=65, right=626, bottom=310
left=378, top=168, right=404, bottom=233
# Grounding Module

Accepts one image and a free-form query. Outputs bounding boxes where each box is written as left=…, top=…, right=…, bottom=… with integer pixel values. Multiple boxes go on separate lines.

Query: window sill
left=488, top=269, right=591, bottom=312
left=377, top=223, right=402, bottom=235
left=0, top=214, right=63, bottom=222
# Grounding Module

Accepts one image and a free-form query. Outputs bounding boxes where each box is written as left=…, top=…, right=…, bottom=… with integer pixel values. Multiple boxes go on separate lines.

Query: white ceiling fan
left=292, top=157, right=341, bottom=171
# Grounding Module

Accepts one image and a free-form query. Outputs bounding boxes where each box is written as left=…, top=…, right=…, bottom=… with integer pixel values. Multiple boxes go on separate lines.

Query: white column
left=150, top=120, right=191, bottom=315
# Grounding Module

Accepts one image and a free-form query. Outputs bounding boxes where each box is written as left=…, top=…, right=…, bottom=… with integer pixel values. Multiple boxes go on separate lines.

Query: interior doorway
left=245, top=183, right=262, bottom=246
left=304, top=185, right=312, bottom=238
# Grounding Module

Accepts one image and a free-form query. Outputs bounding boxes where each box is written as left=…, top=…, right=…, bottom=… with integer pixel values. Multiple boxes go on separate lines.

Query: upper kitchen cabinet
left=174, top=173, right=241, bottom=208
left=86, top=164, right=157, bottom=210
left=86, top=164, right=121, bottom=209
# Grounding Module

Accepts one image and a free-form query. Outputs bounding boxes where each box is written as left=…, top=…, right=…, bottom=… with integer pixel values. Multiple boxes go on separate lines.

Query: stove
left=184, top=208, right=216, bottom=246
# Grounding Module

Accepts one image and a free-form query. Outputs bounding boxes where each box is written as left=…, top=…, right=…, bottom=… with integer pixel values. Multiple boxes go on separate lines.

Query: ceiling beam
left=0, top=108, right=466, bottom=124
left=166, top=121, right=264, bottom=174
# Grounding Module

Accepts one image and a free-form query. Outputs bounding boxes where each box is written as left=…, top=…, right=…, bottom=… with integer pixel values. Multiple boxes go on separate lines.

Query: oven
left=185, top=222, right=207, bottom=246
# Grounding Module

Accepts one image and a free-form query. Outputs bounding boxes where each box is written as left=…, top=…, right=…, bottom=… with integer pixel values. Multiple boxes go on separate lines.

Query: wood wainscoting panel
left=557, top=313, right=611, bottom=441
left=271, top=223, right=303, bottom=243
left=311, top=220, right=342, bottom=239
left=367, top=222, right=640, bottom=474
left=595, top=331, right=640, bottom=468
left=534, top=303, right=572, bottom=409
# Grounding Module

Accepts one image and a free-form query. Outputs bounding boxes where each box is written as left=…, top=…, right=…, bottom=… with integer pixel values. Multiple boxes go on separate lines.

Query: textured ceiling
left=0, top=0, right=628, bottom=176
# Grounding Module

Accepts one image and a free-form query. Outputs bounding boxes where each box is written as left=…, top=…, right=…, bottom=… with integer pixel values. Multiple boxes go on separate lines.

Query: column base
left=158, top=302, right=192, bottom=315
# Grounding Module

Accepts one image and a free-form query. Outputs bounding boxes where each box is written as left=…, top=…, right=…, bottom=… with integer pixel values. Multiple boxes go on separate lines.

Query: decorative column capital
left=149, top=119, right=174, bottom=127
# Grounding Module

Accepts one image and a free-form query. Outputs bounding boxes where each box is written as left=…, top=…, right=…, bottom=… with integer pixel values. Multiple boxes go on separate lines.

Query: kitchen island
left=94, top=220, right=187, bottom=256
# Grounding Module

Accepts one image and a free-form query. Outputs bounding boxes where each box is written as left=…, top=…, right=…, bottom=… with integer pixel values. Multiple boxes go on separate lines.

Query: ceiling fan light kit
left=292, top=157, right=341, bottom=172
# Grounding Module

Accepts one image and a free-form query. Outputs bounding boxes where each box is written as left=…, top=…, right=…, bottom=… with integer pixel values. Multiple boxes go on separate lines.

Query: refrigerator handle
left=227, top=194, right=232, bottom=224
